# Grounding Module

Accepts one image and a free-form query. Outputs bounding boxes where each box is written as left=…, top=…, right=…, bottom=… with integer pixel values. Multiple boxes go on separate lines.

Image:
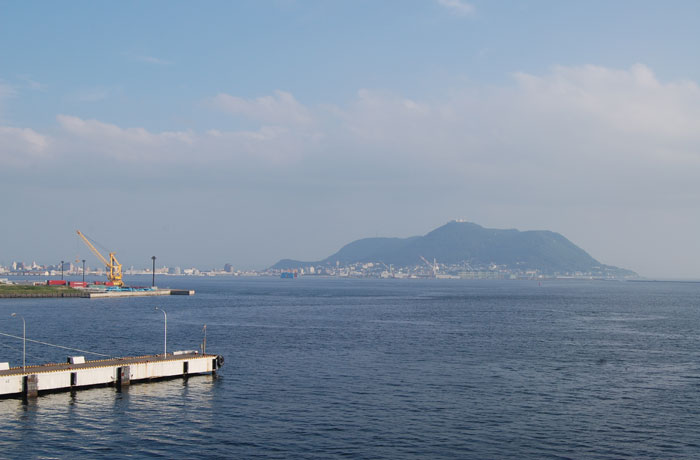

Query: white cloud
left=5, top=64, right=700, bottom=276
left=510, top=64, right=700, bottom=143
left=212, top=90, right=313, bottom=126
left=341, top=64, right=700, bottom=167
left=437, top=0, right=475, bottom=16
left=8, top=64, right=700, bottom=181
left=0, top=126, right=50, bottom=164
left=56, top=114, right=194, bottom=162
left=54, top=114, right=319, bottom=166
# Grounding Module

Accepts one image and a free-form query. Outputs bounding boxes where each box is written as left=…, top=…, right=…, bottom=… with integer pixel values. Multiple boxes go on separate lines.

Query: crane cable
left=0, top=331, right=113, bottom=358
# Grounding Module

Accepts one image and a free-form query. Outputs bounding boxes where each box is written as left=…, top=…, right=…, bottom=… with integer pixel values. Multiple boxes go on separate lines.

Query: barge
left=0, top=352, right=223, bottom=398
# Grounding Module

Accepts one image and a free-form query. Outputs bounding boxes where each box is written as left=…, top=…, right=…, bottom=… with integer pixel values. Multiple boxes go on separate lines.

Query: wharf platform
left=0, top=289, right=195, bottom=299
left=0, top=352, right=223, bottom=398
left=87, top=289, right=194, bottom=298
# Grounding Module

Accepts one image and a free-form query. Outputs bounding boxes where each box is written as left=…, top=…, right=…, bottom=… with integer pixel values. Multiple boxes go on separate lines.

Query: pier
left=0, top=352, right=223, bottom=398
left=0, top=288, right=195, bottom=299
left=86, top=289, right=195, bottom=298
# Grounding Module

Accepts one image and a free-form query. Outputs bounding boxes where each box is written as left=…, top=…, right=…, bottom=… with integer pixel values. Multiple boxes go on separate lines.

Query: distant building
left=224, top=263, right=233, bottom=273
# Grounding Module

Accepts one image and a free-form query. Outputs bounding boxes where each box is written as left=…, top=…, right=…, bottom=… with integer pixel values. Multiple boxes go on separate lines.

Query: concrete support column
left=23, top=375, right=38, bottom=398
left=117, top=366, right=131, bottom=387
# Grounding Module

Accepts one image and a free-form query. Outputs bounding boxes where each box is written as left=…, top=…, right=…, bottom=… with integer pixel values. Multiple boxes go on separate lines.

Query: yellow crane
left=76, top=230, right=124, bottom=286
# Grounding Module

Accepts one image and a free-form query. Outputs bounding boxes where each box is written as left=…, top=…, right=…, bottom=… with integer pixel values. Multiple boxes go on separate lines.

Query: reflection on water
left=0, top=375, right=221, bottom=458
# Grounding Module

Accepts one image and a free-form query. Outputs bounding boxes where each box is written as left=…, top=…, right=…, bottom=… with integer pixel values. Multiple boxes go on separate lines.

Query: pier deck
left=86, top=289, right=194, bottom=298
left=0, top=289, right=195, bottom=299
left=0, top=352, right=223, bottom=398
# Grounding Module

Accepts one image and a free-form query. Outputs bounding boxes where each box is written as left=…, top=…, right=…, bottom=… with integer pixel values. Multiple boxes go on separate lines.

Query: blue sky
left=2, top=0, right=700, bottom=277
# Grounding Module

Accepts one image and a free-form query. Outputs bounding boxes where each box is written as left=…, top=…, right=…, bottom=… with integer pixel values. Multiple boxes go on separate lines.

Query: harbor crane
left=76, top=230, right=124, bottom=286
left=420, top=256, right=439, bottom=278
left=378, top=261, right=395, bottom=278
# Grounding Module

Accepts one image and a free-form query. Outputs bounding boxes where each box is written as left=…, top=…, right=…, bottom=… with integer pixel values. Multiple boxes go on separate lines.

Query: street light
left=82, top=259, right=86, bottom=283
left=151, top=256, right=156, bottom=287
left=10, top=313, right=25, bottom=371
left=155, top=307, right=167, bottom=358
left=60, top=260, right=64, bottom=280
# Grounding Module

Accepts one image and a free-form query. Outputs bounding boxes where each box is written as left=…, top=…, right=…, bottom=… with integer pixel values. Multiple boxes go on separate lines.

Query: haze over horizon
left=2, top=1, right=700, bottom=278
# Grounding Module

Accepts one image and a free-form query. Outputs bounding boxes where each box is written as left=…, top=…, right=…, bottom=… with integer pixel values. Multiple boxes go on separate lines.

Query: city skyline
left=2, top=1, right=700, bottom=278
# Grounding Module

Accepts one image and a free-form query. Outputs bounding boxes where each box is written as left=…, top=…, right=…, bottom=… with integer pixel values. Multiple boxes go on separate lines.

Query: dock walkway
left=0, top=289, right=194, bottom=299
left=0, top=352, right=223, bottom=398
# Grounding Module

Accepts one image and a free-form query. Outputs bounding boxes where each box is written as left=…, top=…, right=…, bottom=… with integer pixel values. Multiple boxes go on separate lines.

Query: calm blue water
left=1, top=277, right=700, bottom=458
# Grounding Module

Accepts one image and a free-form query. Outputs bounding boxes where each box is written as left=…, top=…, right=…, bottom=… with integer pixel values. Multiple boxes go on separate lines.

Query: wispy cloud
left=0, top=81, right=17, bottom=100
left=136, top=55, right=172, bottom=65
left=437, top=0, right=475, bottom=16
left=211, top=90, right=313, bottom=126
left=71, top=86, right=112, bottom=102
left=16, top=75, right=47, bottom=91
left=0, top=81, right=17, bottom=121
left=122, top=52, right=172, bottom=65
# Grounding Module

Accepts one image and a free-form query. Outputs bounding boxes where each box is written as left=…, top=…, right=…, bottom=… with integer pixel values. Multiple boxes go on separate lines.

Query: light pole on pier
left=10, top=313, right=25, bottom=371
left=151, top=256, right=156, bottom=287
left=82, top=259, right=86, bottom=283
left=155, top=307, right=167, bottom=358
left=60, top=260, right=64, bottom=280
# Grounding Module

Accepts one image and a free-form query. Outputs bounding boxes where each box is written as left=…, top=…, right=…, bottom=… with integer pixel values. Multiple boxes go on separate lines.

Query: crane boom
left=76, top=230, right=124, bottom=286
left=419, top=255, right=438, bottom=277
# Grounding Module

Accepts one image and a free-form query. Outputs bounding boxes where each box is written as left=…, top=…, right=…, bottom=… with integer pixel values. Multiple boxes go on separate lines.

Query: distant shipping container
left=69, top=281, right=87, bottom=287
left=47, top=280, right=67, bottom=286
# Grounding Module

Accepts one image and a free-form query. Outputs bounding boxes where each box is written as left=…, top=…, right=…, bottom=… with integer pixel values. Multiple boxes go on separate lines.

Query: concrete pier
left=87, top=289, right=183, bottom=298
left=0, top=352, right=223, bottom=398
left=0, top=288, right=195, bottom=299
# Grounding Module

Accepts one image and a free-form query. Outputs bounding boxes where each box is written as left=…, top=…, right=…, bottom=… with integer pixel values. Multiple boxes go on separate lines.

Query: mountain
left=272, top=221, right=635, bottom=276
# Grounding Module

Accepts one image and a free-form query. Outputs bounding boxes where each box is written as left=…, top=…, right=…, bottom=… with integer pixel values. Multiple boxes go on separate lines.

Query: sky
left=1, top=0, right=700, bottom=278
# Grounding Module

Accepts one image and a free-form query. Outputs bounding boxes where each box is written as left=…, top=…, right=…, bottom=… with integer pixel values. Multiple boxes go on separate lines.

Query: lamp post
left=10, top=313, right=25, bottom=371
left=60, top=260, right=64, bottom=280
left=151, top=256, right=156, bottom=287
left=155, top=307, right=167, bottom=358
left=82, top=259, right=86, bottom=283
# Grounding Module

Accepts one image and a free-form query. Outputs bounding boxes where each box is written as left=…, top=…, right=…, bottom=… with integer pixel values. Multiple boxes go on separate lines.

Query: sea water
left=1, top=277, right=699, bottom=458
